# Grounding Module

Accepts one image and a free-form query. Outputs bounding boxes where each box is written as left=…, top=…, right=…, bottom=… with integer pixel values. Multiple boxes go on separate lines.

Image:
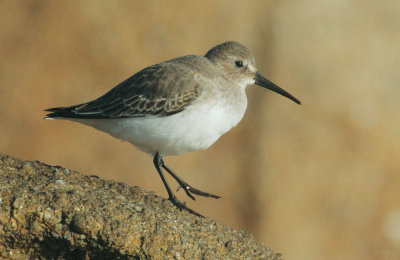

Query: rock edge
left=0, top=152, right=282, bottom=259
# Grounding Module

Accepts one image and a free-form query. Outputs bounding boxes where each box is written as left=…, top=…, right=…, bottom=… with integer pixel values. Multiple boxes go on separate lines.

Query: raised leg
left=161, top=163, right=221, bottom=200
left=153, top=153, right=204, bottom=217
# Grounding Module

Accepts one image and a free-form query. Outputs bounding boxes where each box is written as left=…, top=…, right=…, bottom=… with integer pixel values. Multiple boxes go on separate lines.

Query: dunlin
left=45, top=41, right=301, bottom=217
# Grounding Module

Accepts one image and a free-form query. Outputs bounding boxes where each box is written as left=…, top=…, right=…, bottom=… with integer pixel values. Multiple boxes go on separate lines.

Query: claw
left=169, top=196, right=203, bottom=218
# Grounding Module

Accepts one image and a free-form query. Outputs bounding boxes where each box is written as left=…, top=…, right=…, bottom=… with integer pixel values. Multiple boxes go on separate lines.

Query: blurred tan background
left=1, top=1, right=400, bottom=259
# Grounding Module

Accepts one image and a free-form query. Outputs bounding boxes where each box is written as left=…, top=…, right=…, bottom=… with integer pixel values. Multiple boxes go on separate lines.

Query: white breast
left=72, top=90, right=248, bottom=156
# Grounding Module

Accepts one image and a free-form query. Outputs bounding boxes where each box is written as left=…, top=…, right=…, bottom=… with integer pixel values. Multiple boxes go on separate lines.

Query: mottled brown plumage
left=45, top=59, right=206, bottom=118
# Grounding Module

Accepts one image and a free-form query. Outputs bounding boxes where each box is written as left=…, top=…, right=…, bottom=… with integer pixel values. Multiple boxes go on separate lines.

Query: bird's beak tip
left=254, top=73, right=301, bottom=105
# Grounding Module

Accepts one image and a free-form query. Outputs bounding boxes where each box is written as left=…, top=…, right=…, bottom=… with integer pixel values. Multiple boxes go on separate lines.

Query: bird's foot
left=169, top=196, right=204, bottom=217
left=177, top=184, right=221, bottom=200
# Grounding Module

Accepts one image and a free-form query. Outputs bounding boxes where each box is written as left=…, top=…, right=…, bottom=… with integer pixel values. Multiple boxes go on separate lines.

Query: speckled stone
left=0, top=152, right=283, bottom=259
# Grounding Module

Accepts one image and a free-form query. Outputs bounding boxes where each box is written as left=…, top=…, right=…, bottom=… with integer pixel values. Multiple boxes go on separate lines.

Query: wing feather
left=45, top=58, right=204, bottom=119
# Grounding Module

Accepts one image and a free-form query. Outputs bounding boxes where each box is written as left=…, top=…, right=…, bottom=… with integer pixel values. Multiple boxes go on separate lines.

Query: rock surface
left=0, top=152, right=282, bottom=259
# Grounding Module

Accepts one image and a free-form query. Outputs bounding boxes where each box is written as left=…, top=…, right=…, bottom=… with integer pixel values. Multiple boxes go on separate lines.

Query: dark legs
left=153, top=153, right=220, bottom=217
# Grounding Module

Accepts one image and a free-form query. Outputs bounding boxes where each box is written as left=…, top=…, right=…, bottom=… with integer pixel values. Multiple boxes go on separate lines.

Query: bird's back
left=45, top=55, right=222, bottom=120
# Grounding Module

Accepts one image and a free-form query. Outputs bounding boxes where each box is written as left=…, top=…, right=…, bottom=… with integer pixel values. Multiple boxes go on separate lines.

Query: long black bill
left=254, top=72, right=301, bottom=105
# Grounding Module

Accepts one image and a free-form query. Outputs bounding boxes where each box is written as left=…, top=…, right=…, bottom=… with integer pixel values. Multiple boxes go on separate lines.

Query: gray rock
left=0, top=152, right=283, bottom=259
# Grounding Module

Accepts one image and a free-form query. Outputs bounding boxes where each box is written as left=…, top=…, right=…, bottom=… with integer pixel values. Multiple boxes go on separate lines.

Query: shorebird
left=45, top=41, right=301, bottom=217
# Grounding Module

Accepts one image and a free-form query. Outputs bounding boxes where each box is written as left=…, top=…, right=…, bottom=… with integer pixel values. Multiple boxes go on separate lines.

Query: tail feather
left=44, top=103, right=110, bottom=119
left=44, top=106, right=77, bottom=119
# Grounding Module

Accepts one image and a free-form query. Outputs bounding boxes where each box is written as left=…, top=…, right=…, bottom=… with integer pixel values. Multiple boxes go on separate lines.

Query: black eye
left=235, top=60, right=243, bottom=68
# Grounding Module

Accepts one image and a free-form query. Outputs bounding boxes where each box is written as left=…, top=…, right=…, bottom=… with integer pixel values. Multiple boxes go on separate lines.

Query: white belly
left=72, top=97, right=247, bottom=156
